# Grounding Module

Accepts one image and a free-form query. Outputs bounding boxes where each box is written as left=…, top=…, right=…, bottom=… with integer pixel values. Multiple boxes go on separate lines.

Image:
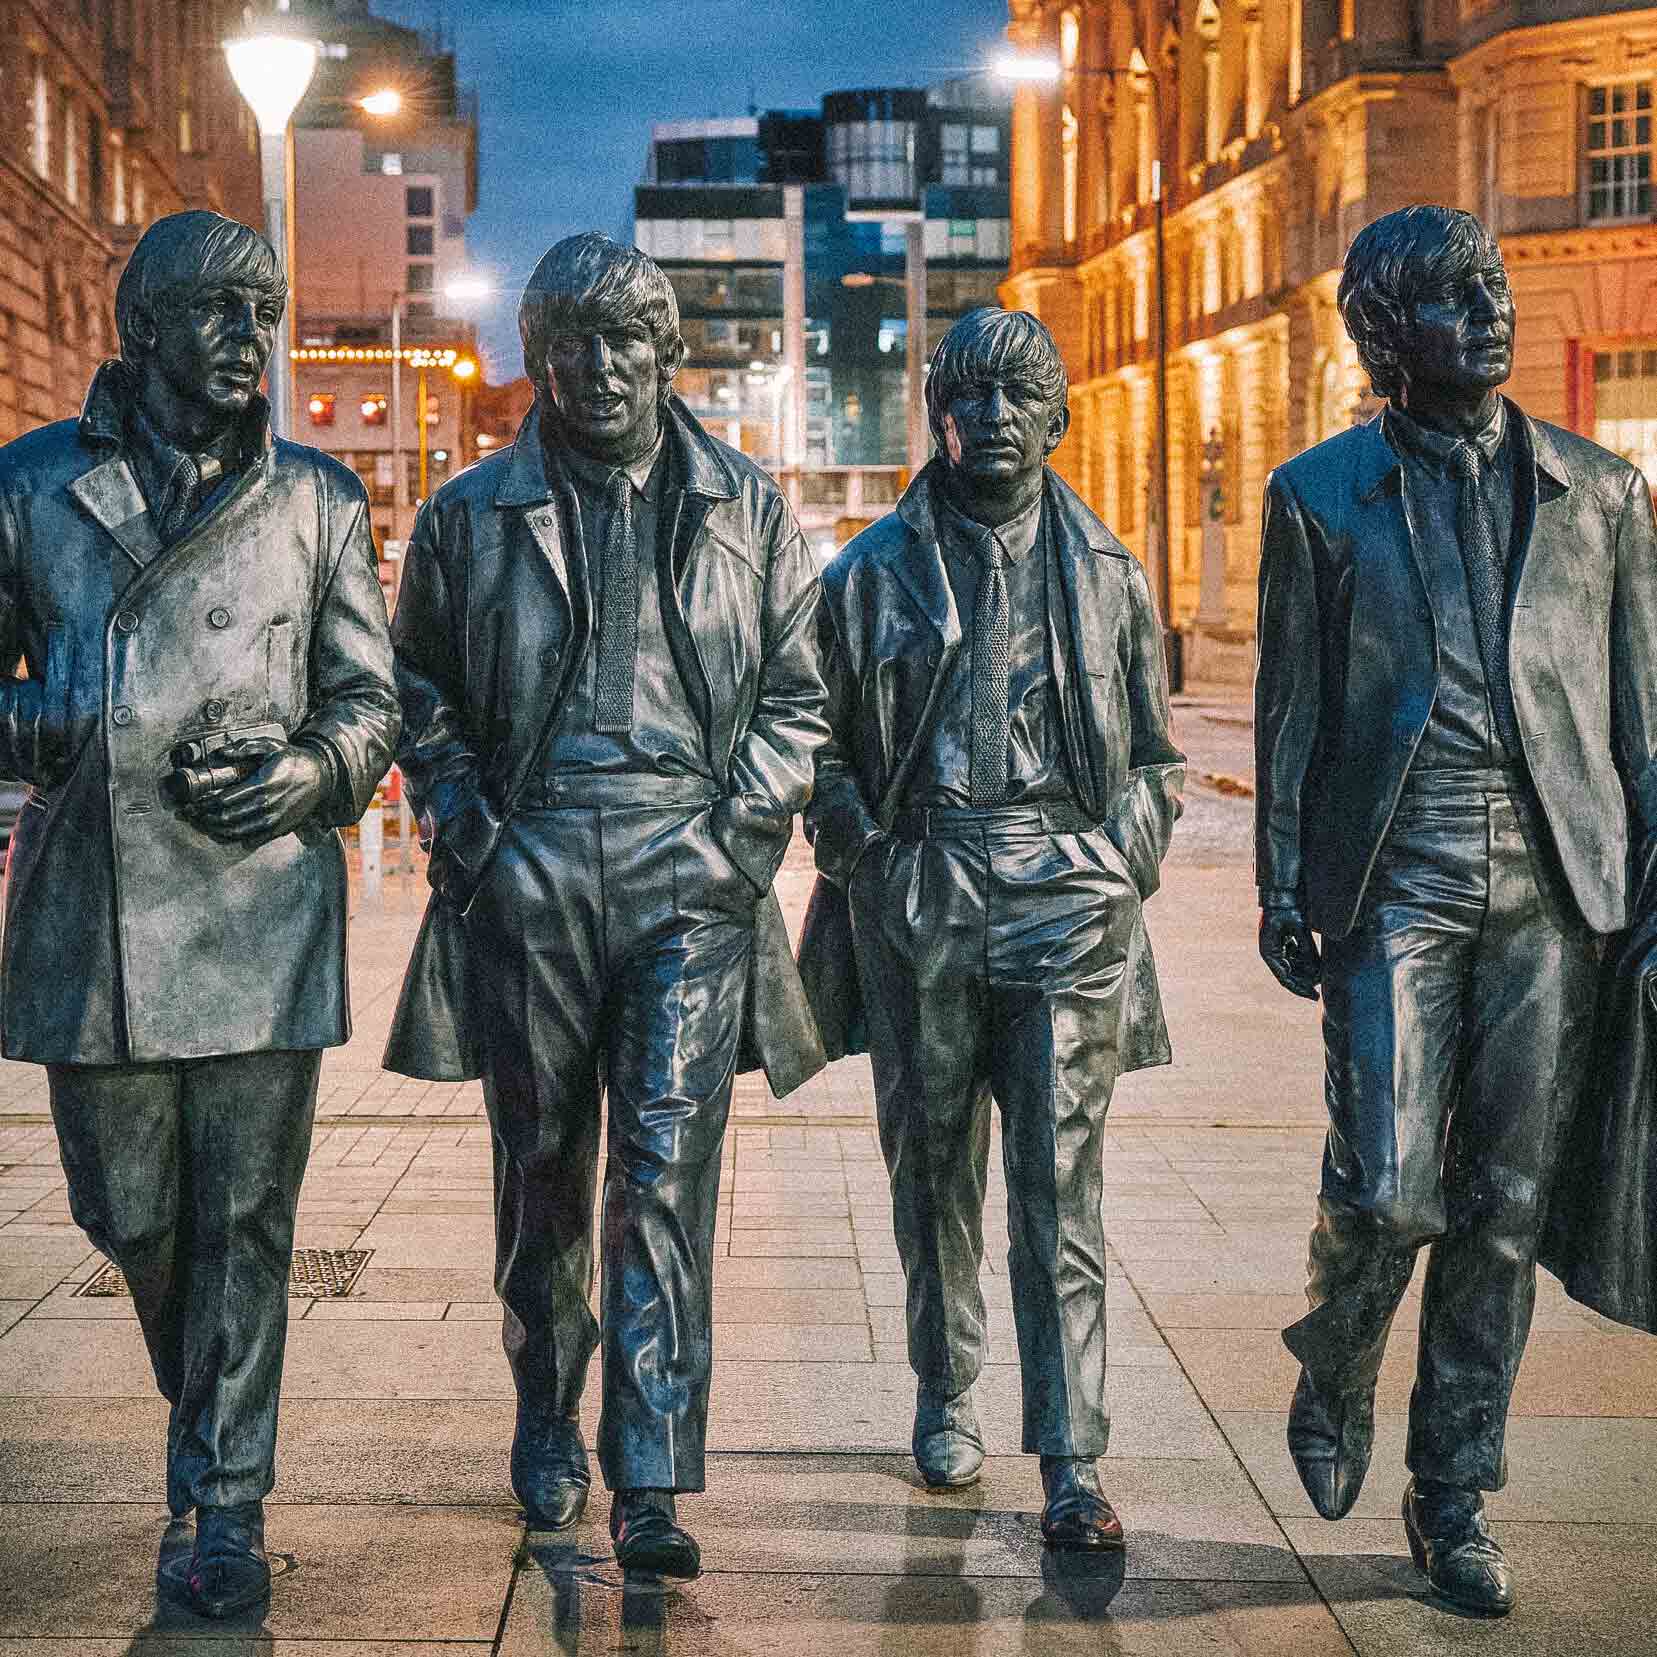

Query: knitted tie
left=969, top=531, right=1011, bottom=807
left=156, top=454, right=201, bottom=542
left=1448, top=442, right=1522, bottom=758
left=593, top=468, right=639, bottom=733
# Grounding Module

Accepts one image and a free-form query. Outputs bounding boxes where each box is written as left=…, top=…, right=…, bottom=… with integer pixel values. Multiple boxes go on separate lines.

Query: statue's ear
left=1043, top=403, right=1072, bottom=457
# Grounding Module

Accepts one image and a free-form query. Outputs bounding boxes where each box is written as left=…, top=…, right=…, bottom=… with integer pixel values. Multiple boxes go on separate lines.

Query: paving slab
left=499, top=1564, right=1350, bottom=1657
left=1282, top=1517, right=1657, bottom=1656
left=1218, top=1410, right=1657, bottom=1525
left=0, top=1502, right=519, bottom=1642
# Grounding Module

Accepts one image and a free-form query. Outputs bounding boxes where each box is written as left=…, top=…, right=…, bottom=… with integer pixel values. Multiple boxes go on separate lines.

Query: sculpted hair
left=115, top=211, right=285, bottom=362
left=518, top=232, right=686, bottom=403
left=1338, top=206, right=1503, bottom=402
left=925, top=307, right=1068, bottom=441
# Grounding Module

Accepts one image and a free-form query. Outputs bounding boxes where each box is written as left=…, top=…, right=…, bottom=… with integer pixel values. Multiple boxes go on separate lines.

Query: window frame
left=1583, top=78, right=1654, bottom=226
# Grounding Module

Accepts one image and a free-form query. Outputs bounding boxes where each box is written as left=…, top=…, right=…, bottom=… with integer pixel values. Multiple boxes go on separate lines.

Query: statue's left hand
left=186, top=744, right=329, bottom=847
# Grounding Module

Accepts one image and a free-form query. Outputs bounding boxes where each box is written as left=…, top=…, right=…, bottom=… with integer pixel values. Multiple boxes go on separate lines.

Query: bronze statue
left=798, top=306, right=1183, bottom=1550
left=1255, top=205, right=1657, bottom=1616
left=0, top=211, right=399, bottom=1618
left=383, top=233, right=827, bottom=1578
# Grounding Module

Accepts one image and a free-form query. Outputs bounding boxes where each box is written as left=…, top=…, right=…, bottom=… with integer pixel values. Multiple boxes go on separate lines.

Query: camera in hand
left=163, top=721, right=289, bottom=806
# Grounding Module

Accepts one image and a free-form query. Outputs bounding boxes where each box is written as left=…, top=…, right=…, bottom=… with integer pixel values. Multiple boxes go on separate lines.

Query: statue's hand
left=186, top=744, right=329, bottom=847
left=1260, top=902, right=1322, bottom=1000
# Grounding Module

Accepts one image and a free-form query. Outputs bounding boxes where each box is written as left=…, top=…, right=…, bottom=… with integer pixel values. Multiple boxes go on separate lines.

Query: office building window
left=1586, top=82, right=1652, bottom=222
left=379, top=153, right=403, bottom=176
left=407, top=225, right=434, bottom=256
left=406, top=185, right=434, bottom=218
left=407, top=264, right=434, bottom=293
left=940, top=123, right=969, bottom=185
left=308, top=392, right=337, bottom=427
left=360, top=394, right=388, bottom=427
left=1594, top=346, right=1657, bottom=482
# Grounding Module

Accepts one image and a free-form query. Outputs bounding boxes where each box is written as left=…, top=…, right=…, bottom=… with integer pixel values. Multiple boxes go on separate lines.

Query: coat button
left=540, top=647, right=560, bottom=669
left=111, top=705, right=134, bottom=726
left=208, top=607, right=232, bottom=629
left=114, top=609, right=139, bottom=634
left=203, top=698, right=227, bottom=721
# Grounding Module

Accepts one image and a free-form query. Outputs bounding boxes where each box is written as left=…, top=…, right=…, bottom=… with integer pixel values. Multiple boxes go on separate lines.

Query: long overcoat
left=0, top=363, right=400, bottom=1063
left=382, top=396, right=828, bottom=1097
left=795, top=460, right=1184, bottom=1070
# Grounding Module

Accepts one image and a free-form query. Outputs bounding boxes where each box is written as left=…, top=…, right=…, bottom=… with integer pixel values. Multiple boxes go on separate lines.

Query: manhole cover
left=75, top=1249, right=373, bottom=1300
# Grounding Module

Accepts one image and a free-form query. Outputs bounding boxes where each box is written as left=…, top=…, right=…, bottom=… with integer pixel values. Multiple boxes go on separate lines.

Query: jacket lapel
left=891, top=467, right=964, bottom=647
left=494, top=404, right=573, bottom=605
left=67, top=457, right=161, bottom=572
left=1508, top=403, right=1572, bottom=615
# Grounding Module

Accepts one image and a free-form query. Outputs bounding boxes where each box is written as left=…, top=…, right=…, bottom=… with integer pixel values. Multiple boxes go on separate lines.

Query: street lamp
left=994, top=47, right=1181, bottom=690
left=391, top=277, right=486, bottom=537
left=223, top=25, right=320, bottom=440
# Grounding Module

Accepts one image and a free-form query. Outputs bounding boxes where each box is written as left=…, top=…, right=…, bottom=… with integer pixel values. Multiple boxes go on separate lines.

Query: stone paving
left=2, top=691, right=1656, bottom=1651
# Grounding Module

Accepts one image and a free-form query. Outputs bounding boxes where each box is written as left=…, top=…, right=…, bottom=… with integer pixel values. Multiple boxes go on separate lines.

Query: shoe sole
left=615, top=1551, right=701, bottom=1580
left=187, top=1585, right=272, bottom=1621
left=919, top=1469, right=982, bottom=1490
left=1041, top=1528, right=1126, bottom=1553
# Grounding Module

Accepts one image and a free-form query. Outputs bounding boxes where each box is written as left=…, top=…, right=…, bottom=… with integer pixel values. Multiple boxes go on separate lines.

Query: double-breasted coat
left=382, top=395, right=827, bottom=1096
left=795, top=461, right=1183, bottom=1069
left=0, top=364, right=400, bottom=1063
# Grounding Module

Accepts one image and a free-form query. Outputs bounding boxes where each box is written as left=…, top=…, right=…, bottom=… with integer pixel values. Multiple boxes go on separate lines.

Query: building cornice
left=1503, top=223, right=1657, bottom=264
left=1451, top=7, right=1657, bottom=81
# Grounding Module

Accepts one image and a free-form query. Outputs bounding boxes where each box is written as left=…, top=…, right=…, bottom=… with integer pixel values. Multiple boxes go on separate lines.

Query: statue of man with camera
left=0, top=212, right=399, bottom=1619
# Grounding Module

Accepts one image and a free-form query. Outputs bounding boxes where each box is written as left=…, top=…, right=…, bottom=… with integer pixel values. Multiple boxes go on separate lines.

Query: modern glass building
left=633, top=77, right=1010, bottom=550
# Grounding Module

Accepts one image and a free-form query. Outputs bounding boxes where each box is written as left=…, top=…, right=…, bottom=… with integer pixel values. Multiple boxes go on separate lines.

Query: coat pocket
left=265, top=618, right=296, bottom=727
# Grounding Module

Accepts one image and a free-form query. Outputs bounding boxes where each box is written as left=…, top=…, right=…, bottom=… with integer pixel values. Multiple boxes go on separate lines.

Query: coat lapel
left=66, top=457, right=161, bottom=572
left=892, top=468, right=963, bottom=647
left=494, top=404, right=573, bottom=605
left=1508, top=404, right=1572, bottom=615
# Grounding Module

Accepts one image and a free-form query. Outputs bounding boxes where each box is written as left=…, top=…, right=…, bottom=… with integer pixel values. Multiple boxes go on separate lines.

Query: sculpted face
left=938, top=373, right=1069, bottom=502
left=143, top=281, right=281, bottom=430
left=1400, top=255, right=1515, bottom=403
left=543, top=319, right=662, bottom=464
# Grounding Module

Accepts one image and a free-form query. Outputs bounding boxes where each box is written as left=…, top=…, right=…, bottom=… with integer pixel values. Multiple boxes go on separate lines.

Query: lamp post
left=390, top=277, right=488, bottom=540
left=223, top=26, right=320, bottom=440
left=994, top=47, right=1182, bottom=690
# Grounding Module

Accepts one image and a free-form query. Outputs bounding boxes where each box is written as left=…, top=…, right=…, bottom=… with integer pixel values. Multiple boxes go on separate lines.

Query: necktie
left=969, top=531, right=1011, bottom=807
left=156, top=454, right=201, bottom=542
left=594, top=468, right=640, bottom=733
left=1447, top=442, right=1522, bottom=758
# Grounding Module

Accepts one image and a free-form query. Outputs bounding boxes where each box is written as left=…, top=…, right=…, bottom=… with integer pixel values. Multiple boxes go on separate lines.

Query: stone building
left=0, top=1, right=261, bottom=444
left=1002, top=1, right=1657, bottom=682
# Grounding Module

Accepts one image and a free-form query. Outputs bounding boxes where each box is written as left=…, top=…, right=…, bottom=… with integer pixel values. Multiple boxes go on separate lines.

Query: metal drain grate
left=75, top=1248, right=373, bottom=1300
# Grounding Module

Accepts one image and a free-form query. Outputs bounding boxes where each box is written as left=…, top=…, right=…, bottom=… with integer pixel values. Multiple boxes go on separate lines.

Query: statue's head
left=518, top=233, right=686, bottom=464
left=1338, top=206, right=1514, bottom=408
left=926, top=307, right=1070, bottom=506
left=115, top=211, right=286, bottom=429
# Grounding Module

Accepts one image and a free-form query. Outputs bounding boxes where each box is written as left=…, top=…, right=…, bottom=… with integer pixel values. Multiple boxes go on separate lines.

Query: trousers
left=464, top=795, right=755, bottom=1492
left=850, top=807, right=1140, bottom=1455
left=1285, top=771, right=1599, bottom=1488
left=47, top=1048, right=321, bottom=1511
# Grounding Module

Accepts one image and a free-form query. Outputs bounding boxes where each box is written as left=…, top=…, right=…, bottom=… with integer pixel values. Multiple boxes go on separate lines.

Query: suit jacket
left=1255, top=402, right=1657, bottom=939
left=796, top=460, right=1184, bottom=1070
left=382, top=396, right=829, bottom=1098
left=0, top=362, right=399, bottom=1063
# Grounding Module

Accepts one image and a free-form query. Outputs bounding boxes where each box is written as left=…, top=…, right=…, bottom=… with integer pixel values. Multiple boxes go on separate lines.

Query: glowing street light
left=359, top=88, right=403, bottom=117
left=223, top=27, right=321, bottom=439
left=992, top=52, right=1062, bottom=83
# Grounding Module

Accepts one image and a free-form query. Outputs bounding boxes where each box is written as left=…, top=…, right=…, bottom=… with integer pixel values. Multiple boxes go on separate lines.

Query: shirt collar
left=937, top=487, right=1043, bottom=567
left=125, top=401, right=234, bottom=513
left=550, top=423, right=666, bottom=505
left=1383, top=396, right=1506, bottom=478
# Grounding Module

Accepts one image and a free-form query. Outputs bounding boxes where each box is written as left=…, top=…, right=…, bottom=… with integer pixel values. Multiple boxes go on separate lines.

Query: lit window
left=308, top=393, right=337, bottom=427
left=380, top=152, right=404, bottom=176
left=1593, top=348, right=1657, bottom=482
left=940, top=122, right=969, bottom=185
left=1586, top=82, right=1653, bottom=222
left=971, top=124, right=999, bottom=155
left=1060, top=10, right=1080, bottom=73
left=1062, top=106, right=1079, bottom=244
left=360, top=394, right=388, bottom=426
left=30, top=60, right=49, bottom=179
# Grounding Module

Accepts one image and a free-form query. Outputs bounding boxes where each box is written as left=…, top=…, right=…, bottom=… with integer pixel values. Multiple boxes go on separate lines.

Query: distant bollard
left=398, top=793, right=414, bottom=877
left=360, top=792, right=384, bottom=904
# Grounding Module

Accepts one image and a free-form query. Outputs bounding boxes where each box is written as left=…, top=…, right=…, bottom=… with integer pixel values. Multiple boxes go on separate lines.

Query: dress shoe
left=186, top=1500, right=270, bottom=1619
left=511, top=1403, right=590, bottom=1530
left=912, top=1382, right=984, bottom=1488
left=1402, top=1479, right=1515, bottom=1617
left=1039, top=1456, right=1125, bottom=1552
left=155, top=1514, right=195, bottom=1599
left=610, top=1488, right=701, bottom=1578
left=1287, top=1368, right=1374, bottom=1520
